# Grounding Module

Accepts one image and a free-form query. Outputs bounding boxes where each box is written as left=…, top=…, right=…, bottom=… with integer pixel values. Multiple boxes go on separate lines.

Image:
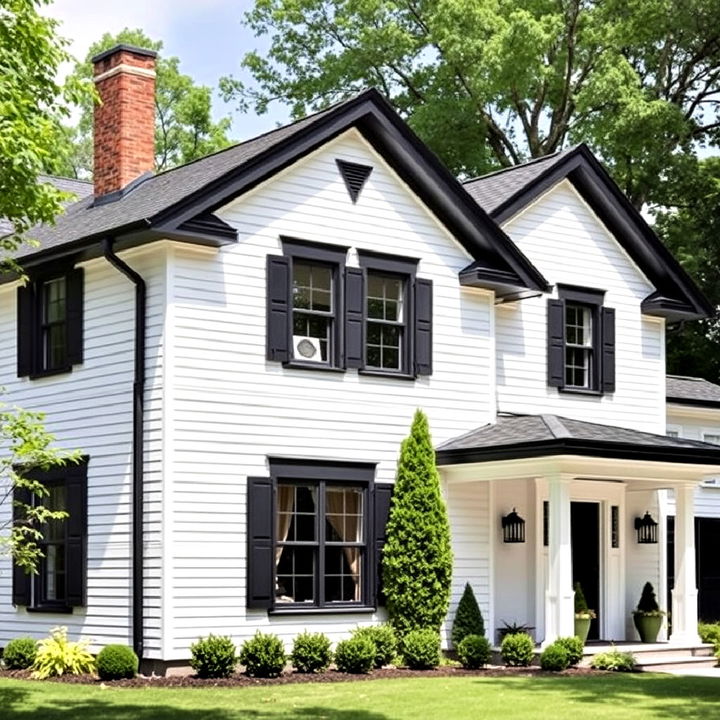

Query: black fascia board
left=436, top=437, right=720, bottom=467
left=489, top=145, right=711, bottom=320
left=151, top=89, right=548, bottom=296
left=666, top=396, right=720, bottom=410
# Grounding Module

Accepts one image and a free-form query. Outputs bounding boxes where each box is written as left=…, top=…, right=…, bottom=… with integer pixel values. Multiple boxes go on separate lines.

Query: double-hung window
left=246, top=460, right=394, bottom=611
left=17, top=267, right=84, bottom=378
left=291, top=261, right=335, bottom=364
left=365, top=272, right=406, bottom=372
left=12, top=459, right=88, bottom=611
left=547, top=285, right=615, bottom=394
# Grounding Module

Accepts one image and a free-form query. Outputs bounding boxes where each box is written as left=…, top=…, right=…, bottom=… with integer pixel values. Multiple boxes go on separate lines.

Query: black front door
left=572, top=502, right=600, bottom=640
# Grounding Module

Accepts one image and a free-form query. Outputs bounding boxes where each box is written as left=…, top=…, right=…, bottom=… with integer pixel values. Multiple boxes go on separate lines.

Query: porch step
left=636, top=656, right=719, bottom=673
left=579, top=643, right=717, bottom=673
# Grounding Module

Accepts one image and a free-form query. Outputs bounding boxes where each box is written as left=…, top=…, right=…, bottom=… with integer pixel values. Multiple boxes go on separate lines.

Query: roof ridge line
left=462, top=147, right=575, bottom=185
left=540, top=414, right=572, bottom=439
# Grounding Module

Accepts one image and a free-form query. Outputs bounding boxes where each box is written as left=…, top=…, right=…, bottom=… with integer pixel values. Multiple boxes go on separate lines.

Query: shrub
left=498, top=621, right=534, bottom=640
left=451, top=583, right=485, bottom=648
left=190, top=634, right=237, bottom=679
left=540, top=643, right=569, bottom=672
left=32, top=626, right=95, bottom=679
left=699, top=622, right=720, bottom=648
left=383, top=410, right=453, bottom=636
left=555, top=636, right=584, bottom=667
left=574, top=582, right=596, bottom=619
left=3, top=637, right=37, bottom=670
left=501, top=632, right=535, bottom=667
left=239, top=632, right=286, bottom=678
left=351, top=625, right=397, bottom=668
left=590, top=649, right=636, bottom=672
left=96, top=644, right=139, bottom=680
left=457, top=634, right=490, bottom=670
left=290, top=632, right=332, bottom=674
left=634, top=582, right=663, bottom=616
left=334, top=636, right=375, bottom=674
left=401, top=628, right=441, bottom=670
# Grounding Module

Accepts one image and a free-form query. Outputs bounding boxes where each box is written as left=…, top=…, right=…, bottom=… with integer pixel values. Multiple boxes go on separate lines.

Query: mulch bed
left=1, top=665, right=599, bottom=687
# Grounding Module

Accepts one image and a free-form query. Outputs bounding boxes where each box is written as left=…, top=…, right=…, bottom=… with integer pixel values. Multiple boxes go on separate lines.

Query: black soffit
left=336, top=159, right=373, bottom=203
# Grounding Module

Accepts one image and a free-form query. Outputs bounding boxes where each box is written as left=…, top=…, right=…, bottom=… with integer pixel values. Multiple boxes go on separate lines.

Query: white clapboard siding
left=497, top=180, right=665, bottom=433
left=163, top=128, right=495, bottom=656
left=0, top=246, right=167, bottom=657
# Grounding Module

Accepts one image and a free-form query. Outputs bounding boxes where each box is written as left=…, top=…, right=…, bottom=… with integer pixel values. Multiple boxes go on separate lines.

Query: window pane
left=293, top=263, right=333, bottom=312
left=326, top=487, right=363, bottom=543
left=276, top=546, right=315, bottom=603
left=367, top=322, right=402, bottom=370
left=366, top=273, right=404, bottom=322
left=45, top=324, right=67, bottom=370
left=565, top=346, right=589, bottom=388
left=43, top=544, right=66, bottom=602
left=324, top=547, right=361, bottom=603
left=292, top=314, right=330, bottom=362
left=277, top=485, right=316, bottom=542
left=43, top=278, right=66, bottom=324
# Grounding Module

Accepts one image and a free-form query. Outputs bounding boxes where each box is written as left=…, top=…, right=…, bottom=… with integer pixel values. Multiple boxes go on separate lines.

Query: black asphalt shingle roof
left=463, top=148, right=574, bottom=215
left=667, top=375, right=720, bottom=407
left=437, top=413, right=720, bottom=453
left=13, top=103, right=338, bottom=260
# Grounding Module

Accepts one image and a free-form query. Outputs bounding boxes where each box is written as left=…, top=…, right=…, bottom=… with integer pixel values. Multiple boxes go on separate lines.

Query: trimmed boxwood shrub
left=401, top=629, right=441, bottom=670
left=190, top=634, right=237, bottom=679
left=96, top=644, right=139, bottom=680
left=555, top=636, right=584, bottom=667
left=351, top=625, right=397, bottom=668
left=383, top=410, right=453, bottom=636
left=3, top=637, right=37, bottom=670
left=501, top=632, right=535, bottom=667
left=334, top=636, right=375, bottom=674
left=457, top=634, right=490, bottom=670
left=540, top=643, right=569, bottom=671
left=452, top=583, right=485, bottom=648
left=239, top=632, right=286, bottom=678
left=290, top=632, right=332, bottom=674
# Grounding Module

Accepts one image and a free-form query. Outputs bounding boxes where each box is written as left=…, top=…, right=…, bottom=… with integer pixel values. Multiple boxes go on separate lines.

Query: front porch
left=437, top=413, right=720, bottom=647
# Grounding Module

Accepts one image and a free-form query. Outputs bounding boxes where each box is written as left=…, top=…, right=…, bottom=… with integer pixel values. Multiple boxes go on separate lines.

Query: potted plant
left=574, top=582, right=596, bottom=643
left=632, top=582, right=665, bottom=643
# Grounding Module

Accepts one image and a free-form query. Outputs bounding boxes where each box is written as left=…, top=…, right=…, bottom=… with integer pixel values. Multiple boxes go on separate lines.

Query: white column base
left=669, top=588, right=701, bottom=645
left=542, top=589, right=575, bottom=646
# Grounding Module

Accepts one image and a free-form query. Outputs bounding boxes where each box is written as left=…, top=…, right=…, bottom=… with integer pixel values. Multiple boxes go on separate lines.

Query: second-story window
left=292, top=262, right=335, bottom=364
left=366, top=272, right=406, bottom=372
left=565, top=303, right=593, bottom=388
left=40, top=277, right=68, bottom=372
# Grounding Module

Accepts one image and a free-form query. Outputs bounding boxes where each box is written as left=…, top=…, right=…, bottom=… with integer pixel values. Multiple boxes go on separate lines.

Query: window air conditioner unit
left=293, top=335, right=322, bottom=361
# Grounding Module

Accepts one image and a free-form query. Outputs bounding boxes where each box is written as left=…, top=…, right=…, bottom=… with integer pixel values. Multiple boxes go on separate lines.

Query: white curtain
left=275, top=485, right=295, bottom=565
left=326, top=488, right=362, bottom=600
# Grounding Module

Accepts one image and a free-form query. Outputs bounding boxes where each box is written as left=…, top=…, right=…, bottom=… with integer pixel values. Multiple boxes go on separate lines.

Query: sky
left=47, top=0, right=291, bottom=141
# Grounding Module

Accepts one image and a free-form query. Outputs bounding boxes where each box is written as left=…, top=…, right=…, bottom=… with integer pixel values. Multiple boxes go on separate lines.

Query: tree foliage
left=0, top=0, right=91, bottom=252
left=451, top=582, right=485, bottom=647
left=57, top=28, right=233, bottom=177
left=227, top=0, right=720, bottom=208
left=382, top=409, right=453, bottom=636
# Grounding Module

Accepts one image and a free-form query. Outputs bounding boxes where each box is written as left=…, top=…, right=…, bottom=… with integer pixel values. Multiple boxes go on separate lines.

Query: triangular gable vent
left=336, top=159, right=373, bottom=203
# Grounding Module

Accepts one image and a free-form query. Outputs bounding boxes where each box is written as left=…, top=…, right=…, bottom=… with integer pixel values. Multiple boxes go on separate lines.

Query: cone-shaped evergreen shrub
left=382, top=410, right=453, bottom=635
left=635, top=582, right=661, bottom=614
left=574, top=582, right=590, bottom=615
left=451, top=582, right=485, bottom=647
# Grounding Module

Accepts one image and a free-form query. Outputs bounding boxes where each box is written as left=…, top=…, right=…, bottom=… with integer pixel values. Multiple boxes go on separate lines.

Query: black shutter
left=11, top=485, right=32, bottom=606
left=414, top=278, right=433, bottom=376
left=345, top=267, right=365, bottom=369
left=601, top=306, right=616, bottom=393
left=247, top=476, right=274, bottom=609
left=65, top=465, right=88, bottom=606
left=66, top=268, right=84, bottom=366
left=373, top=483, right=393, bottom=606
left=17, top=284, right=34, bottom=377
left=266, top=255, right=291, bottom=362
left=547, top=299, right=565, bottom=387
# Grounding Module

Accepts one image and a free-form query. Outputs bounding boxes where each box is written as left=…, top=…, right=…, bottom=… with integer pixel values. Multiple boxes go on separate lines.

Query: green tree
left=654, top=157, right=720, bottom=383
left=226, top=0, right=720, bottom=208
left=0, top=0, right=90, bottom=251
left=382, top=410, right=453, bottom=636
left=58, top=28, right=233, bottom=177
left=451, top=582, right=485, bottom=647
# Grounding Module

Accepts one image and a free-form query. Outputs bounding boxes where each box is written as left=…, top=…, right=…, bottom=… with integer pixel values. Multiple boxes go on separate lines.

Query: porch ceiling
left=436, top=413, right=720, bottom=486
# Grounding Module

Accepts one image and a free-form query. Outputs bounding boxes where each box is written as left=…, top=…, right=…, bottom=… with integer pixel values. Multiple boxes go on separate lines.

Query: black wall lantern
left=502, top=508, right=526, bottom=543
left=635, top=511, right=658, bottom=544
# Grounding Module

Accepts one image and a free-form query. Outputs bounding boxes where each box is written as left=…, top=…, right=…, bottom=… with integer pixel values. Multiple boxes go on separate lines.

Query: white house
left=2, top=44, right=720, bottom=671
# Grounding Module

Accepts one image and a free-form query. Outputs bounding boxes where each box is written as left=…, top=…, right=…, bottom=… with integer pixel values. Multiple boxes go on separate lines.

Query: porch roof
left=436, top=413, right=720, bottom=466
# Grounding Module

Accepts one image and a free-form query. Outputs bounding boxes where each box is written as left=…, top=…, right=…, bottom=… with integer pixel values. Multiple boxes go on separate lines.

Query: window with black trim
left=17, top=267, right=84, bottom=378
left=547, top=285, right=615, bottom=394
left=12, top=458, right=88, bottom=611
left=246, top=460, right=393, bottom=612
left=366, top=272, right=407, bottom=372
left=266, top=239, right=347, bottom=369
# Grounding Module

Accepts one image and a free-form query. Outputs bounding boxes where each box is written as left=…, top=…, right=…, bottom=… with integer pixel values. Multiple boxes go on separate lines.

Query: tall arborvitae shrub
left=382, top=410, right=453, bottom=635
left=452, top=582, right=485, bottom=647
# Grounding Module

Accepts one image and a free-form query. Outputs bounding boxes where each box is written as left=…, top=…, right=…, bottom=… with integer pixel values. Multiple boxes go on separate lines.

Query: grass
left=1, top=673, right=720, bottom=719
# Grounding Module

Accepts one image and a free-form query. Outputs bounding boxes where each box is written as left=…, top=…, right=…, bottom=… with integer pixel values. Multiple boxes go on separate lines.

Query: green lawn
left=1, top=673, right=719, bottom=720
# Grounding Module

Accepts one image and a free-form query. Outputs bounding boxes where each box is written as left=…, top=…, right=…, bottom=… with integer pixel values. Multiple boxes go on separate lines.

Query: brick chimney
left=92, top=44, right=158, bottom=197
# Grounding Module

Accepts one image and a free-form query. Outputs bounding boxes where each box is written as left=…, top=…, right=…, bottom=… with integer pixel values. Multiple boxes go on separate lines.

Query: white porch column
left=670, top=484, right=701, bottom=645
left=544, top=474, right=574, bottom=645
